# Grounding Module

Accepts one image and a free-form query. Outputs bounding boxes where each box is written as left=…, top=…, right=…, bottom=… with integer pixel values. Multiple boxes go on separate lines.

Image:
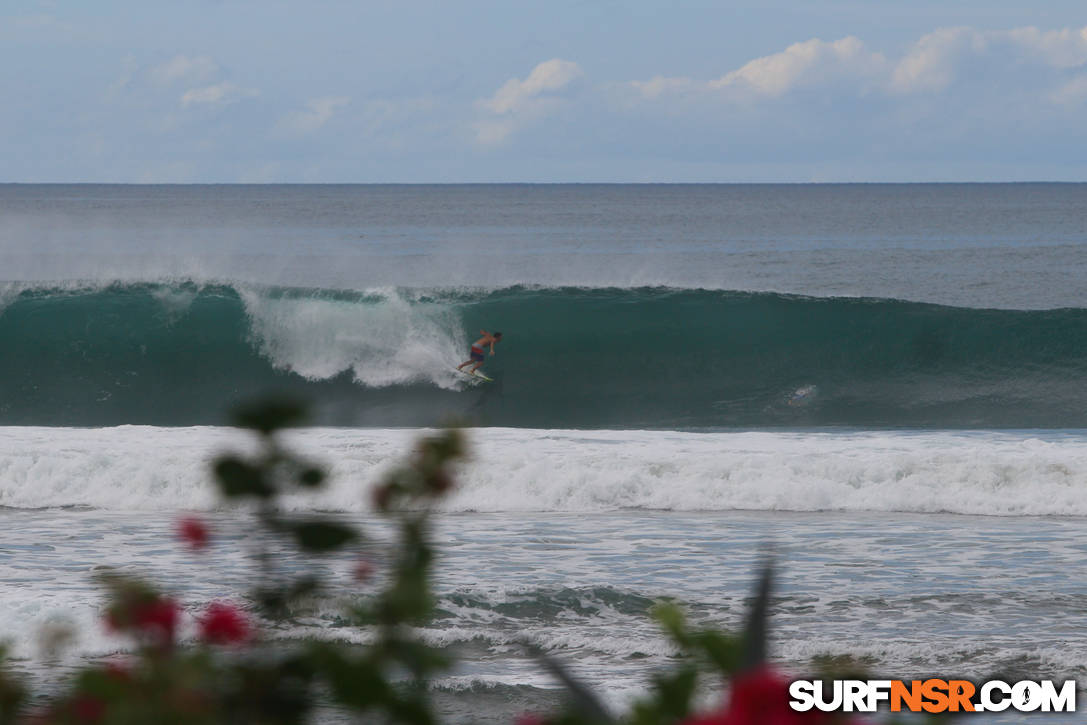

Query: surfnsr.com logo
left=788, top=679, right=1077, bottom=713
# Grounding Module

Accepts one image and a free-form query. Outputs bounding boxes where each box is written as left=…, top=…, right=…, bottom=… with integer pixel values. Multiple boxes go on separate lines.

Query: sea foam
left=0, top=427, right=1084, bottom=517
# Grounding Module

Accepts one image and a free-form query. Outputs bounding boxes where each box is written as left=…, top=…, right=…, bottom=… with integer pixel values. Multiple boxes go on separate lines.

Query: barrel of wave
left=238, top=287, right=467, bottom=390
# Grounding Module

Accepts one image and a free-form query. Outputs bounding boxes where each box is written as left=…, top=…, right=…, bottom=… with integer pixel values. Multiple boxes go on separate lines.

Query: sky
left=3, top=0, right=1087, bottom=183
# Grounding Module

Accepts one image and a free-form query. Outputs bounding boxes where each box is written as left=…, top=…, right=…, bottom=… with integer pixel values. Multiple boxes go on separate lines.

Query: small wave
left=438, top=586, right=658, bottom=622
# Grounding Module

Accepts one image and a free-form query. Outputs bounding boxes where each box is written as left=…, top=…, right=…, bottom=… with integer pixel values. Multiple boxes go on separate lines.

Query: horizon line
left=3, top=180, right=1086, bottom=186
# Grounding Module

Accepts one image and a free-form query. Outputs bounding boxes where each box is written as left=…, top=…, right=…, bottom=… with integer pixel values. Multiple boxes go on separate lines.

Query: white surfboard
left=454, top=371, right=493, bottom=382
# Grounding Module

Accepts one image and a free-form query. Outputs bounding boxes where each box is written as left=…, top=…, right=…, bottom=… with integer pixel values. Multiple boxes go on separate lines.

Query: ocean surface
left=1, top=184, right=1085, bottom=721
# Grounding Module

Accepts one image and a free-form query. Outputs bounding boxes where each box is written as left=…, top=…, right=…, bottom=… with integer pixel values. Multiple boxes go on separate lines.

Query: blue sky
left=4, top=0, right=1087, bottom=182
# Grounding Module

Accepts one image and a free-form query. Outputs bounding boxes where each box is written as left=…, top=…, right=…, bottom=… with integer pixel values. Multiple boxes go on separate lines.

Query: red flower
left=103, top=662, right=131, bottom=682
left=133, top=599, right=180, bottom=644
left=681, top=667, right=830, bottom=725
left=177, top=516, right=209, bottom=550
left=371, top=483, right=394, bottom=510
left=107, top=596, right=180, bottom=647
left=199, top=602, right=251, bottom=645
left=353, top=558, right=376, bottom=582
left=427, top=471, right=454, bottom=494
left=71, top=695, right=106, bottom=723
left=728, top=667, right=817, bottom=724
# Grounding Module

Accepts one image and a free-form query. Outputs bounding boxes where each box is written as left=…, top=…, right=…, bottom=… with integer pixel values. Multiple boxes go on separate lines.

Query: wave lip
left=1, top=281, right=1086, bottom=428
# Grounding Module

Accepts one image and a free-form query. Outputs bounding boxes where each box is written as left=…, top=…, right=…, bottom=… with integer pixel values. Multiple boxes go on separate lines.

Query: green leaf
left=287, top=576, right=321, bottom=599
left=384, top=637, right=451, bottom=679
left=740, top=561, right=773, bottom=672
left=692, top=630, right=740, bottom=674
left=214, top=456, right=274, bottom=499
left=652, top=667, right=698, bottom=720
left=653, top=601, right=740, bottom=675
left=652, top=602, right=691, bottom=647
left=232, top=398, right=308, bottom=433
left=297, top=466, right=326, bottom=488
left=255, top=576, right=322, bottom=618
left=0, top=646, right=26, bottom=725
left=523, top=642, right=615, bottom=724
left=288, top=521, right=357, bottom=552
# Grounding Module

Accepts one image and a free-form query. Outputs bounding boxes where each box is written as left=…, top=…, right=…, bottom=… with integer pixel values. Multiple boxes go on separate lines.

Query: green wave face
left=1, top=282, right=1086, bottom=428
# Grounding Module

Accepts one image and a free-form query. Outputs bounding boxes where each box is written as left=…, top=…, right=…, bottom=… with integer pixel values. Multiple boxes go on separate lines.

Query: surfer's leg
left=464, top=350, right=485, bottom=372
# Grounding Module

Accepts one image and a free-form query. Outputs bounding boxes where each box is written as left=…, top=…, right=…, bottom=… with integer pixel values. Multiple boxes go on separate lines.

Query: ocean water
left=0, top=184, right=1085, bottom=722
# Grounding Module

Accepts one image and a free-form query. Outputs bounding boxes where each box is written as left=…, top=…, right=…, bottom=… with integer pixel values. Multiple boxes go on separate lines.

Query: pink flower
left=199, top=602, right=251, bottom=645
left=680, top=667, right=832, bottom=725
left=177, top=516, right=209, bottom=551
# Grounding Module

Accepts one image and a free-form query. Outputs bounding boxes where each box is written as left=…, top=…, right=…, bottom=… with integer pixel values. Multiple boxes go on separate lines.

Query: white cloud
left=891, top=25, right=1087, bottom=93
left=1052, top=75, right=1087, bottom=105
left=630, top=75, right=695, bottom=99
left=627, top=23, right=1087, bottom=106
left=180, top=82, right=257, bottom=107
left=482, top=59, right=582, bottom=114
left=105, top=54, right=259, bottom=113
left=628, top=36, right=886, bottom=101
left=712, top=36, right=886, bottom=96
left=475, top=59, right=582, bottom=146
left=1004, top=26, right=1087, bottom=68
left=892, top=27, right=985, bottom=93
left=149, top=55, right=219, bottom=87
left=354, top=98, right=441, bottom=150
left=274, top=96, right=351, bottom=136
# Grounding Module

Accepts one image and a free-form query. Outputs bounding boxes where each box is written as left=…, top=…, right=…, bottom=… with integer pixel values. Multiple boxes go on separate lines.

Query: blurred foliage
left=0, top=397, right=935, bottom=724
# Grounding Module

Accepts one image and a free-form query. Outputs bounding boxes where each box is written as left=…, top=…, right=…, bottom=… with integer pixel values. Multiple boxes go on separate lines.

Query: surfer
left=457, top=330, right=502, bottom=375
